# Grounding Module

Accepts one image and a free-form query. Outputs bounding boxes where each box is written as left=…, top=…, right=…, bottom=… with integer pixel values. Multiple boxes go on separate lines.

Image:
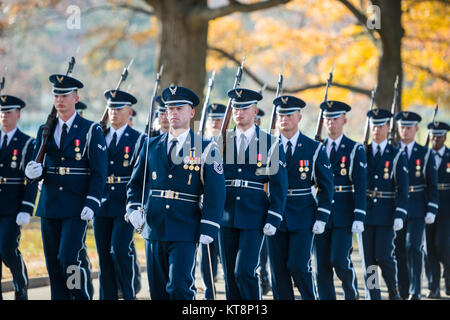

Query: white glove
left=199, top=234, right=214, bottom=245
left=25, top=161, right=43, bottom=180
left=393, top=218, right=404, bottom=231
left=128, top=210, right=145, bottom=230
left=16, top=212, right=31, bottom=226
left=263, top=223, right=277, bottom=236
left=351, top=221, right=365, bottom=234
left=425, top=212, right=436, bottom=224
left=312, top=220, right=326, bottom=235
left=80, top=206, right=94, bottom=221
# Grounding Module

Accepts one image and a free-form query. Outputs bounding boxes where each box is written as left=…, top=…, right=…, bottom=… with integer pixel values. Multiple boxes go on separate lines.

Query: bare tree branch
left=336, top=0, right=380, bottom=45
left=81, top=4, right=154, bottom=16
left=194, top=0, right=292, bottom=21
left=404, top=62, right=450, bottom=83
left=208, top=46, right=372, bottom=96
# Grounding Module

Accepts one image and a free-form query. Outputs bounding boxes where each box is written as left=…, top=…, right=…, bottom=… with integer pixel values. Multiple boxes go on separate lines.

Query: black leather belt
left=0, top=177, right=26, bottom=185
left=334, top=185, right=353, bottom=193
left=47, top=167, right=91, bottom=176
left=409, top=184, right=425, bottom=193
left=438, top=183, right=450, bottom=191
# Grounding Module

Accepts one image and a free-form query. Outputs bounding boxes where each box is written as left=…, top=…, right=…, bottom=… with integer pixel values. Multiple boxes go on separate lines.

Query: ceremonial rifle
left=363, top=86, right=377, bottom=152
left=388, top=76, right=400, bottom=146
left=314, top=63, right=334, bottom=142
left=197, top=70, right=216, bottom=137
left=219, top=57, right=245, bottom=153
left=35, top=56, right=76, bottom=164
left=424, top=99, right=439, bottom=148
left=99, top=59, right=134, bottom=136
left=144, top=65, right=164, bottom=136
left=268, top=74, right=284, bottom=135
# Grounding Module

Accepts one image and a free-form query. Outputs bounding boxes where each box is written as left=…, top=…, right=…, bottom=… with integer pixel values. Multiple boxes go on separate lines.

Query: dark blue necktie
left=109, top=132, right=117, bottom=156
left=286, top=141, right=293, bottom=166
left=168, top=139, right=178, bottom=167
left=60, top=123, right=68, bottom=151
left=330, top=141, right=337, bottom=163
left=374, top=145, right=381, bottom=163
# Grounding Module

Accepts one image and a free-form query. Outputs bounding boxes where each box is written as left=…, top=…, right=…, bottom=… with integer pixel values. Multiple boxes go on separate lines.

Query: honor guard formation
left=0, top=58, right=449, bottom=301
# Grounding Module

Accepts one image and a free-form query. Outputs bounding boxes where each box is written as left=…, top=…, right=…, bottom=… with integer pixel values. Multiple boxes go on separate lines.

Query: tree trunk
left=372, top=0, right=403, bottom=111
left=152, top=0, right=208, bottom=122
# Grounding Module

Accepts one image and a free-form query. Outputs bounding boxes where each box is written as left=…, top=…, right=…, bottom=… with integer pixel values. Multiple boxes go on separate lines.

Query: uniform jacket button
left=374, top=175, right=378, bottom=179
left=59, top=186, right=63, bottom=191
left=236, top=196, right=240, bottom=200
left=238, top=168, right=242, bottom=172
left=168, top=174, right=173, bottom=179
left=166, top=204, right=170, bottom=209
left=110, top=161, right=114, bottom=165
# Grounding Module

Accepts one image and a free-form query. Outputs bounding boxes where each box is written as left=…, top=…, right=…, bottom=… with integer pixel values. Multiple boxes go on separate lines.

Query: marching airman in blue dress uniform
left=268, top=95, right=333, bottom=300
left=25, top=74, right=108, bottom=300
left=93, top=89, right=144, bottom=300
left=393, top=111, right=439, bottom=300
left=127, top=86, right=226, bottom=300
left=75, top=101, right=87, bottom=117
left=219, top=88, right=288, bottom=300
left=424, top=121, right=450, bottom=299
left=363, top=109, right=409, bottom=300
left=198, top=102, right=227, bottom=300
left=314, top=100, right=367, bottom=300
left=0, top=95, right=38, bottom=300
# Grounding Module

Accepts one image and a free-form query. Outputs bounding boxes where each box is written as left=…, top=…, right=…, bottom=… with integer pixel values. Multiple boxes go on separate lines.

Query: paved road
left=2, top=247, right=448, bottom=300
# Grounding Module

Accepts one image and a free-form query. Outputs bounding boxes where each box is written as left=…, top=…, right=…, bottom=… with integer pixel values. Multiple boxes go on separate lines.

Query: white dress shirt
left=325, top=133, right=344, bottom=158
left=0, top=127, right=18, bottom=148
left=400, top=140, right=415, bottom=160
left=167, top=128, right=190, bottom=155
left=434, top=146, right=446, bottom=169
left=106, top=124, right=128, bottom=147
left=235, top=124, right=256, bottom=153
left=372, top=139, right=388, bottom=157
left=53, top=112, right=77, bottom=148
left=280, top=130, right=300, bottom=156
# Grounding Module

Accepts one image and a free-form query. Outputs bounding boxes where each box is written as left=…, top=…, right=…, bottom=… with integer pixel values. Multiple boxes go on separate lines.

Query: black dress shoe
left=408, top=294, right=421, bottom=300
left=14, top=288, right=28, bottom=300
left=427, top=289, right=441, bottom=299
left=388, top=289, right=401, bottom=300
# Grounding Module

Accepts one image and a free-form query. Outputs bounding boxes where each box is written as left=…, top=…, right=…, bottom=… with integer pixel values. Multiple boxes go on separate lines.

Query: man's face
left=371, top=123, right=390, bottom=142
left=54, top=91, right=78, bottom=114
left=324, top=115, right=346, bottom=136
left=277, top=112, right=301, bottom=133
left=159, top=110, right=170, bottom=130
left=232, top=104, right=257, bottom=128
left=167, top=104, right=194, bottom=130
left=398, top=125, right=418, bottom=142
left=431, top=134, right=446, bottom=150
left=208, top=117, right=224, bottom=131
left=108, top=105, right=132, bottom=128
left=0, top=109, right=20, bottom=130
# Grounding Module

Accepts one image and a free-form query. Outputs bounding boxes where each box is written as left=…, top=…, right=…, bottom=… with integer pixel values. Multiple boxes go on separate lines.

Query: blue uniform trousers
left=199, top=241, right=219, bottom=300
left=41, top=217, right=91, bottom=300
left=0, top=216, right=28, bottom=293
left=219, top=227, right=264, bottom=300
left=258, top=238, right=270, bottom=283
left=147, top=240, right=197, bottom=300
left=362, top=225, right=397, bottom=299
left=425, top=217, right=450, bottom=292
left=93, top=216, right=136, bottom=300
left=267, top=229, right=317, bottom=300
left=314, top=227, right=358, bottom=300
left=394, top=217, right=425, bottom=298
